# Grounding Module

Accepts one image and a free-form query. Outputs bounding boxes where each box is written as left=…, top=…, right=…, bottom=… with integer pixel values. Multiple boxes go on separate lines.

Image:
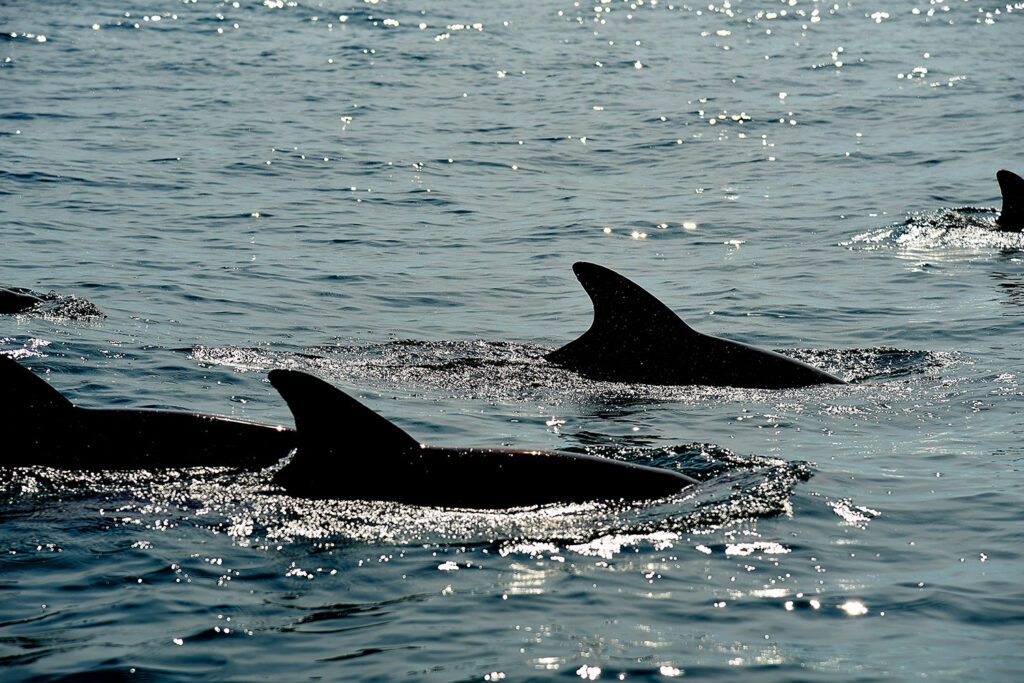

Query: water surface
left=2, top=0, right=1023, bottom=680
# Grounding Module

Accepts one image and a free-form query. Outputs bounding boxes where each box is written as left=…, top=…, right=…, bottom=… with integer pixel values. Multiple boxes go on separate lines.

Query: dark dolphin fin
left=268, top=369, right=418, bottom=452
left=0, top=354, right=73, bottom=416
left=272, top=366, right=419, bottom=446
left=545, top=262, right=697, bottom=371
left=996, top=170, right=1024, bottom=231
left=268, top=370, right=419, bottom=491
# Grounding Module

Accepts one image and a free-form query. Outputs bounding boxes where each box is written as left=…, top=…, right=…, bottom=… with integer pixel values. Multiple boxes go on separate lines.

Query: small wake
left=7, top=289, right=105, bottom=320
left=843, top=207, right=1024, bottom=256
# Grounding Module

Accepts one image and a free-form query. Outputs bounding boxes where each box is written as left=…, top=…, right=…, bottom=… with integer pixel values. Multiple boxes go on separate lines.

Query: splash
left=8, top=290, right=105, bottom=320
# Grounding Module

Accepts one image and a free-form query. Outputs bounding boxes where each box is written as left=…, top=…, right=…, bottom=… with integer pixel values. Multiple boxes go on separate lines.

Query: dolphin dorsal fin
left=997, top=170, right=1024, bottom=230
left=546, top=262, right=697, bottom=367
left=268, top=369, right=418, bottom=455
left=0, top=354, right=74, bottom=416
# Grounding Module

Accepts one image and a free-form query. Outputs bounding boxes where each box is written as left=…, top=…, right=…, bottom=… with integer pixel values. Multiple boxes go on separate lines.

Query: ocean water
left=2, top=0, right=1023, bottom=680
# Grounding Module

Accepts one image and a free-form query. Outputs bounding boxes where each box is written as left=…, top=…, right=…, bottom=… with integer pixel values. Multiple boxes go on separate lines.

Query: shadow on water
left=0, top=614, right=91, bottom=669
left=991, top=270, right=1024, bottom=311
left=271, top=593, right=429, bottom=636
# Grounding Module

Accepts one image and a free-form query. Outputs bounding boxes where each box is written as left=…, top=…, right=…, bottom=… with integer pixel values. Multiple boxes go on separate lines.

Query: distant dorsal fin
left=997, top=169, right=1024, bottom=230
left=268, top=369, right=418, bottom=455
left=545, top=262, right=697, bottom=370
left=0, top=354, right=74, bottom=416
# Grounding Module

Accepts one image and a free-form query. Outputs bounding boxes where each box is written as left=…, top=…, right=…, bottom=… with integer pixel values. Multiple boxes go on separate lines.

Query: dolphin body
left=267, top=369, right=698, bottom=508
left=2, top=356, right=697, bottom=508
left=1, top=355, right=295, bottom=469
left=545, top=262, right=845, bottom=389
left=996, top=169, right=1024, bottom=231
left=0, top=288, right=44, bottom=315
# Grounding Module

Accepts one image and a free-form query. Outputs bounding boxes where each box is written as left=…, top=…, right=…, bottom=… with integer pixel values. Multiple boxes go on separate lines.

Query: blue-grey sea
left=2, top=1, right=1023, bottom=680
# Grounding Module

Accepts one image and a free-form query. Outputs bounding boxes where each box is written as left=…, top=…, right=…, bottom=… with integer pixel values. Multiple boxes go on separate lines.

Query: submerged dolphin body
left=0, top=288, right=44, bottom=315
left=1, top=355, right=295, bottom=469
left=545, top=262, right=845, bottom=389
left=996, top=169, right=1024, bottom=231
left=267, top=369, right=698, bottom=508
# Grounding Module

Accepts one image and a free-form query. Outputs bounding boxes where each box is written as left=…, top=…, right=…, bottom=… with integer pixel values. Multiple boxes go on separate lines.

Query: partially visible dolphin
left=996, top=169, right=1024, bottom=231
left=267, top=369, right=698, bottom=508
left=0, top=288, right=43, bottom=315
left=1, top=354, right=295, bottom=469
left=545, top=262, right=845, bottom=389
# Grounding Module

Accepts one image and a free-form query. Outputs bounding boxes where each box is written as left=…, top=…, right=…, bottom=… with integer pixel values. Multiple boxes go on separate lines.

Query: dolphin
left=1, top=354, right=295, bottom=469
left=267, top=369, right=698, bottom=508
left=545, top=262, right=845, bottom=389
left=996, top=169, right=1024, bottom=231
left=0, top=288, right=44, bottom=315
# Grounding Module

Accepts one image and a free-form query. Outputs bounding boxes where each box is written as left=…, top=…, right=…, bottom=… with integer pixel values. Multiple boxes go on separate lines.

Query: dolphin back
left=545, top=262, right=845, bottom=388
left=0, top=288, right=44, bottom=315
left=267, top=368, right=699, bottom=507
